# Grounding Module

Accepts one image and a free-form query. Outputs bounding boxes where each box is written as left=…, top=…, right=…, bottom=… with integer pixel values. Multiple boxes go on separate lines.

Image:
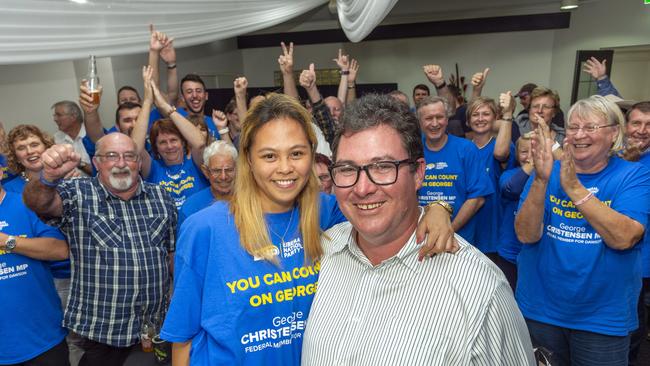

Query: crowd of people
left=1, top=26, right=650, bottom=366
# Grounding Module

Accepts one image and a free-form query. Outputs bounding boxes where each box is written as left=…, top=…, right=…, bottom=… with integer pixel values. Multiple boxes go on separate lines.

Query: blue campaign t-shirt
left=417, top=134, right=493, bottom=243
left=147, top=155, right=209, bottom=209
left=150, top=107, right=221, bottom=141
left=473, top=139, right=515, bottom=254
left=497, top=167, right=530, bottom=263
left=161, top=194, right=346, bottom=366
left=0, top=154, right=16, bottom=182
left=639, top=152, right=650, bottom=278
left=516, top=157, right=650, bottom=336
left=3, top=175, right=25, bottom=193
left=0, top=192, right=67, bottom=364
left=2, top=176, right=70, bottom=279
left=178, top=187, right=217, bottom=227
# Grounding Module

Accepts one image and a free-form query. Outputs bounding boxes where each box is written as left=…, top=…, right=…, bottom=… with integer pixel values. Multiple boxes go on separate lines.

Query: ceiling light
left=70, top=0, right=87, bottom=4
left=560, top=0, right=579, bottom=10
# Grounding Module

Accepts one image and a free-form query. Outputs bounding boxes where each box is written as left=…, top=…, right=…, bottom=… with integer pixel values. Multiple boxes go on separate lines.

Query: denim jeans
left=525, top=318, right=630, bottom=366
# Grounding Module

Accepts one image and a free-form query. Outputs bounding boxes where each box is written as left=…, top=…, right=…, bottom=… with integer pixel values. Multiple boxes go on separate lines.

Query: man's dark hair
left=331, top=93, right=423, bottom=162
left=181, top=74, right=207, bottom=90
left=412, top=84, right=430, bottom=96
left=115, top=101, right=142, bottom=125
left=117, top=86, right=141, bottom=102
left=626, top=101, right=650, bottom=121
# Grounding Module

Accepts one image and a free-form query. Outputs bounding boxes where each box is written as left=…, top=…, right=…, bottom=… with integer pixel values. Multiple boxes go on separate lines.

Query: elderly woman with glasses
left=515, top=95, right=650, bottom=366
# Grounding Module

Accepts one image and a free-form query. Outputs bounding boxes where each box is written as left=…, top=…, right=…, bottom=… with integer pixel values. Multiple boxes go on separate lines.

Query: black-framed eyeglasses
left=566, top=123, right=617, bottom=135
left=329, top=159, right=416, bottom=188
left=95, top=152, right=139, bottom=162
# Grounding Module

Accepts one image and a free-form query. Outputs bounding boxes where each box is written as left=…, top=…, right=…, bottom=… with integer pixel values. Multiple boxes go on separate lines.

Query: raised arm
left=212, top=109, right=232, bottom=143
left=148, top=24, right=166, bottom=90
left=23, top=144, right=80, bottom=220
left=79, top=79, right=105, bottom=143
left=346, top=59, right=359, bottom=105
left=333, top=49, right=350, bottom=104
left=160, top=36, right=179, bottom=105
left=583, top=57, right=621, bottom=98
left=234, top=77, right=248, bottom=124
left=300, top=63, right=335, bottom=144
left=0, top=232, right=68, bottom=261
left=470, top=68, right=490, bottom=99
left=152, top=81, right=206, bottom=165
left=494, top=91, right=514, bottom=162
left=423, top=64, right=454, bottom=109
left=278, top=42, right=299, bottom=100
left=300, top=63, right=322, bottom=104
left=515, top=123, right=554, bottom=243
left=132, top=66, right=154, bottom=178
left=559, top=144, right=645, bottom=250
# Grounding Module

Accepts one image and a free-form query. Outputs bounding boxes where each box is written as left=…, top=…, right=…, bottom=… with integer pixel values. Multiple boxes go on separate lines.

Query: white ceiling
left=263, top=0, right=582, bottom=34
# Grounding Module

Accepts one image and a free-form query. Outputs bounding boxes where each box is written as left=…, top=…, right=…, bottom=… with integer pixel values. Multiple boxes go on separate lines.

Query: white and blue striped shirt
left=302, top=221, right=535, bottom=365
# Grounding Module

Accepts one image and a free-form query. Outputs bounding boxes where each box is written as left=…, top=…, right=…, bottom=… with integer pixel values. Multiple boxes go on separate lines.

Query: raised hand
left=79, top=79, right=101, bottom=113
left=348, top=59, right=359, bottom=84
left=471, top=68, right=490, bottom=88
left=41, top=144, right=81, bottom=182
left=583, top=57, right=607, bottom=81
left=559, top=142, right=581, bottom=194
left=142, top=65, right=154, bottom=104
left=212, top=109, right=228, bottom=129
left=278, top=42, right=294, bottom=75
left=299, top=63, right=317, bottom=90
left=234, top=77, right=248, bottom=95
left=531, top=119, right=554, bottom=182
left=423, top=64, right=445, bottom=87
left=160, top=38, right=176, bottom=65
left=499, top=91, right=515, bottom=116
left=150, top=79, right=171, bottom=114
left=149, top=24, right=167, bottom=52
left=333, top=49, right=349, bottom=71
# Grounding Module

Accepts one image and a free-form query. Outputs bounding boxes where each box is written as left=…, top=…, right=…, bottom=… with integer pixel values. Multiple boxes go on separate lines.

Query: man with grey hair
left=23, top=132, right=176, bottom=366
left=52, top=100, right=93, bottom=175
left=179, top=140, right=237, bottom=225
left=416, top=95, right=492, bottom=244
left=302, top=94, right=535, bottom=365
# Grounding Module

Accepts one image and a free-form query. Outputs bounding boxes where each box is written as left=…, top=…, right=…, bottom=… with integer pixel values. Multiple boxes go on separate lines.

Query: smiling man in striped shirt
left=302, top=94, right=535, bottom=365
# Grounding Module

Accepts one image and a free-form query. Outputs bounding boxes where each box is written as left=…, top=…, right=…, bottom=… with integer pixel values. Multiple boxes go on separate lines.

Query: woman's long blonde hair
left=231, top=93, right=322, bottom=263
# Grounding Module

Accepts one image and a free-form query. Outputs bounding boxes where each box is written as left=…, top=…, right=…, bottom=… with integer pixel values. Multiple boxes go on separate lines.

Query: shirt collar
left=334, top=208, right=424, bottom=273
left=55, top=124, right=86, bottom=142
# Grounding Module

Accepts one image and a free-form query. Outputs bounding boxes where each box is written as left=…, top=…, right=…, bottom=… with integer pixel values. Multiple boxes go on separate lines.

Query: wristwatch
left=428, top=201, right=454, bottom=216
left=3, top=235, right=16, bottom=253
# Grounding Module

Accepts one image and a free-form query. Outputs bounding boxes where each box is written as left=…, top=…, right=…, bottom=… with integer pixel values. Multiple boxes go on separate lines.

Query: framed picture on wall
left=570, top=49, right=614, bottom=104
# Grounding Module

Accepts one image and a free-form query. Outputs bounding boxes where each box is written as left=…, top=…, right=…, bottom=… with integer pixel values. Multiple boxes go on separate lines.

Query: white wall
left=0, top=61, right=80, bottom=134
left=0, top=38, right=243, bottom=134
left=611, top=49, right=650, bottom=102
left=549, top=0, right=650, bottom=110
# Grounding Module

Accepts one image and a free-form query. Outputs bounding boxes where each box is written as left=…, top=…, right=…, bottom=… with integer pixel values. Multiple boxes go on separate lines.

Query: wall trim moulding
left=237, top=12, right=570, bottom=49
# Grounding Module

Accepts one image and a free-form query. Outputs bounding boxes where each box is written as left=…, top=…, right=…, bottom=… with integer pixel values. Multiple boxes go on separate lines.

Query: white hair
left=203, top=140, right=238, bottom=163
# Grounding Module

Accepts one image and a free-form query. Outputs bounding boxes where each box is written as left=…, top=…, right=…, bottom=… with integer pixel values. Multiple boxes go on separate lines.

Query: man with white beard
left=23, top=132, right=177, bottom=366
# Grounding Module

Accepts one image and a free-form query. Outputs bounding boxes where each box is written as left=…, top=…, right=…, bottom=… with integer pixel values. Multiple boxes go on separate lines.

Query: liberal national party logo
left=425, top=162, right=448, bottom=170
